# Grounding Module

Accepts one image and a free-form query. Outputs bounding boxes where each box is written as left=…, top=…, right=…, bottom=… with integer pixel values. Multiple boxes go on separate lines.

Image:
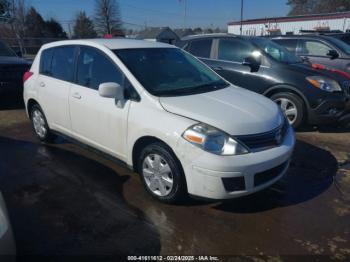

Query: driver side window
left=218, top=38, right=254, bottom=62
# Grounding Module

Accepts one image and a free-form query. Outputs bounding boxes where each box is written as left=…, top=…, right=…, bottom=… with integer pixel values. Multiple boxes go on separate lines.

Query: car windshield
left=251, top=38, right=302, bottom=64
left=114, top=48, right=228, bottom=97
left=0, top=41, right=16, bottom=57
left=328, top=37, right=350, bottom=55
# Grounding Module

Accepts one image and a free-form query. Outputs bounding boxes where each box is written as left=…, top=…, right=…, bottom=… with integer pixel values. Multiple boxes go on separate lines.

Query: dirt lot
left=0, top=99, right=349, bottom=261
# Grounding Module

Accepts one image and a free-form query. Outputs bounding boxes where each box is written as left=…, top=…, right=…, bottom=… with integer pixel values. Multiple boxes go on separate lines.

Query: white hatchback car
left=23, top=39, right=295, bottom=203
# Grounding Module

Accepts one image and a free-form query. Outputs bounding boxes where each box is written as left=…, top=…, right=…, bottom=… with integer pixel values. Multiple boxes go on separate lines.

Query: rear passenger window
left=187, top=39, right=212, bottom=58
left=273, top=39, right=298, bottom=53
left=40, top=48, right=54, bottom=76
left=77, top=46, right=122, bottom=90
left=51, top=46, right=76, bottom=82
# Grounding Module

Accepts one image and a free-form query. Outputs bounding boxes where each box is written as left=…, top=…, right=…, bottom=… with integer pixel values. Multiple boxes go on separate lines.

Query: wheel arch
left=26, top=98, right=40, bottom=117
left=263, top=85, right=310, bottom=110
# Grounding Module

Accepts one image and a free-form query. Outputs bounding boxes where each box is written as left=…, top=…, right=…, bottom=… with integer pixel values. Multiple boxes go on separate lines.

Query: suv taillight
left=23, top=71, right=33, bottom=83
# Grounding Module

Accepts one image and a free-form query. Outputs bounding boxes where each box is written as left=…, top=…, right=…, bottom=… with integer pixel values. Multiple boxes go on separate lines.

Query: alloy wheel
left=274, top=97, right=298, bottom=125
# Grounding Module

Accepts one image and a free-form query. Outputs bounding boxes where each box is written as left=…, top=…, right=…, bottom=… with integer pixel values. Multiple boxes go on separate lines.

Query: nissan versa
left=23, top=39, right=295, bottom=203
left=178, top=34, right=350, bottom=128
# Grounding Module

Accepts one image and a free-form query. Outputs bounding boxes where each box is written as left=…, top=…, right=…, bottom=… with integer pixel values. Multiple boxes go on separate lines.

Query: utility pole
left=240, top=0, right=244, bottom=35
left=183, top=0, right=187, bottom=30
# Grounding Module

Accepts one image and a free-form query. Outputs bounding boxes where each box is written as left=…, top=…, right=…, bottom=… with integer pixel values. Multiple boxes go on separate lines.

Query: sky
left=26, top=0, right=290, bottom=32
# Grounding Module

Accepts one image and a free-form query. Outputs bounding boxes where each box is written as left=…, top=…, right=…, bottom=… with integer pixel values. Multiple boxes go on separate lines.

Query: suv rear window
left=187, top=39, right=212, bottom=58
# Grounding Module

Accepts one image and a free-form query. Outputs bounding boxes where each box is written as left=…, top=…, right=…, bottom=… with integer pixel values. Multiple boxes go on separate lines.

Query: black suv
left=177, top=34, right=350, bottom=128
left=270, top=35, right=350, bottom=73
left=0, top=40, right=31, bottom=100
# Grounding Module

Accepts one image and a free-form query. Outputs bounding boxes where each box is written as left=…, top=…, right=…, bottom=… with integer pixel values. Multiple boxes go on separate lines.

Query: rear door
left=37, top=46, right=76, bottom=134
left=69, top=46, right=131, bottom=159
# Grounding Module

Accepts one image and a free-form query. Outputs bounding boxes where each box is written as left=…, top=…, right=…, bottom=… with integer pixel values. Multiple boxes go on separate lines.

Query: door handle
left=39, top=82, right=45, bottom=87
left=72, top=92, right=82, bottom=99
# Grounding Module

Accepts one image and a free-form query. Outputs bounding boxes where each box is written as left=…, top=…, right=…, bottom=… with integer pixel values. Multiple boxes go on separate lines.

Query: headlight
left=306, top=76, right=342, bottom=92
left=182, top=123, right=249, bottom=155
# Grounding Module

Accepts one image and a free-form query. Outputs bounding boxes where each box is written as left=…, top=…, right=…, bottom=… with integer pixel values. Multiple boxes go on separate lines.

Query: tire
left=30, top=104, right=55, bottom=143
left=271, top=92, right=305, bottom=129
left=137, top=142, right=187, bottom=204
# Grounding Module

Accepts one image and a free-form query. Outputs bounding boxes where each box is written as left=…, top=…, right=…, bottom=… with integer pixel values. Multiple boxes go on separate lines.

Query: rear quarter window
left=39, top=48, right=54, bottom=76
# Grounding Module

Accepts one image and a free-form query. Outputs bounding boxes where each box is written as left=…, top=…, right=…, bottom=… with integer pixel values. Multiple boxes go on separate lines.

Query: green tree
left=45, top=18, right=67, bottom=38
left=73, top=11, right=97, bottom=39
left=25, top=7, right=46, bottom=37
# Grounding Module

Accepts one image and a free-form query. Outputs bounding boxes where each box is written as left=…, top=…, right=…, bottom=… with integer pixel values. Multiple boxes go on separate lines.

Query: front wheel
left=137, top=142, right=187, bottom=204
left=271, top=92, right=305, bottom=129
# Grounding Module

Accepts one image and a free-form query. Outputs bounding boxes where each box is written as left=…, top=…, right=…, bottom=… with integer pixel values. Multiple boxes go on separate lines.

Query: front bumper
left=176, top=126, right=295, bottom=200
left=307, top=94, right=350, bottom=125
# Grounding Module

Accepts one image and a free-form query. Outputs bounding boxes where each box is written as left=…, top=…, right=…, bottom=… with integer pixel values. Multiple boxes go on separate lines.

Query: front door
left=69, top=46, right=131, bottom=159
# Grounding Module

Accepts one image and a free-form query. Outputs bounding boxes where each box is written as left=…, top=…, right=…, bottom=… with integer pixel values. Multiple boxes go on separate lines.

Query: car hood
left=159, top=86, right=283, bottom=136
left=0, top=56, right=31, bottom=66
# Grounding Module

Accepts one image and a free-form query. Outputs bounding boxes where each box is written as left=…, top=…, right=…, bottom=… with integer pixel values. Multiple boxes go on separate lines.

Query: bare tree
left=8, top=0, right=27, bottom=54
left=94, top=0, right=122, bottom=35
left=73, top=11, right=97, bottom=39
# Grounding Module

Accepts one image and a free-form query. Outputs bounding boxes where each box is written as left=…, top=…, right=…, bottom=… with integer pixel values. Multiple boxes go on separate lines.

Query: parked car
left=270, top=34, right=350, bottom=73
left=177, top=34, right=350, bottom=128
left=322, top=32, right=350, bottom=46
left=0, top=41, right=31, bottom=99
left=23, top=39, right=295, bottom=203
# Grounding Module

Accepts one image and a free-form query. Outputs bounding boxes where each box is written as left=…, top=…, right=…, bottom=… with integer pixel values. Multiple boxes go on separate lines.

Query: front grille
left=342, top=81, right=350, bottom=97
left=236, top=120, right=289, bottom=151
left=254, top=161, right=288, bottom=187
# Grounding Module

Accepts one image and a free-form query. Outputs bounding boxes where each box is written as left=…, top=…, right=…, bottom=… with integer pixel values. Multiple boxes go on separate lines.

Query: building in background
left=228, top=12, right=350, bottom=36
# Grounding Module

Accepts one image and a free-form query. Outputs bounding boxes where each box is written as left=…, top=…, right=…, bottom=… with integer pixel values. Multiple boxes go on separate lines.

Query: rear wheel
left=271, top=92, right=305, bottom=129
left=137, top=142, right=187, bottom=203
left=30, top=104, right=54, bottom=142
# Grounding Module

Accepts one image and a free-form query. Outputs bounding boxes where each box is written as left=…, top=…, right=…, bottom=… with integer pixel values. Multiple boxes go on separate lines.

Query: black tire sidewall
left=137, top=142, right=186, bottom=203
left=271, top=92, right=305, bottom=129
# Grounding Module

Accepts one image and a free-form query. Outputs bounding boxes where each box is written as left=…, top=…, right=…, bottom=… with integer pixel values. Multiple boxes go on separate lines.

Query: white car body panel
left=23, top=38, right=296, bottom=200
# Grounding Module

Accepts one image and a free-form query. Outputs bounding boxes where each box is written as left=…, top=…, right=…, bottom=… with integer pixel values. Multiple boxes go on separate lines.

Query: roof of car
left=41, top=38, right=176, bottom=50
left=181, top=33, right=237, bottom=41
left=269, top=34, right=335, bottom=40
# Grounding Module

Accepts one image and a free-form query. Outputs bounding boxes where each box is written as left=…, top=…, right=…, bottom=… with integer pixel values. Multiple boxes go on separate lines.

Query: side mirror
left=99, top=82, right=125, bottom=108
left=242, top=55, right=261, bottom=72
left=327, top=50, right=339, bottom=59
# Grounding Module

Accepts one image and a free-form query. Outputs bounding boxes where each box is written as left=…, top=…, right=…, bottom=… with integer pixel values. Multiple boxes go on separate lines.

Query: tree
left=193, top=27, right=203, bottom=35
left=287, top=0, right=350, bottom=15
left=73, top=11, right=97, bottom=39
left=0, top=0, right=10, bottom=16
left=94, top=0, right=122, bottom=35
left=25, top=6, right=45, bottom=37
left=45, top=18, right=67, bottom=38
